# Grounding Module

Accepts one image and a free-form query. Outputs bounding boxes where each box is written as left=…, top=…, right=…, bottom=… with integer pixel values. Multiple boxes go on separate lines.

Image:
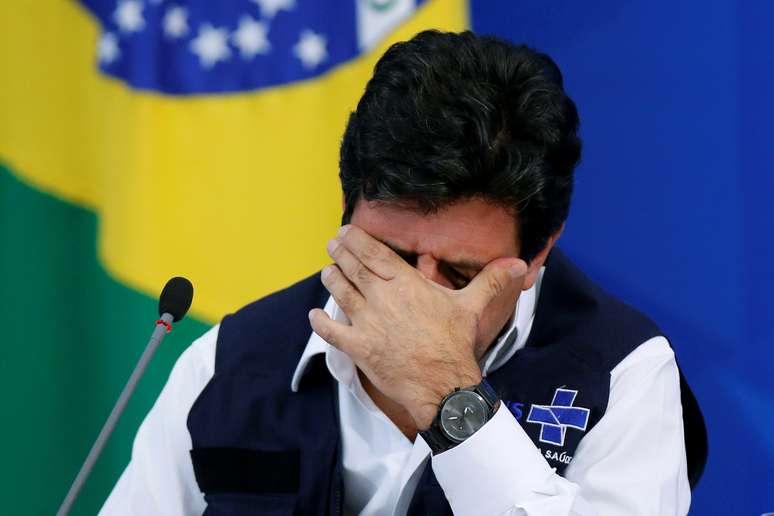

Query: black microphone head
left=159, top=277, right=194, bottom=322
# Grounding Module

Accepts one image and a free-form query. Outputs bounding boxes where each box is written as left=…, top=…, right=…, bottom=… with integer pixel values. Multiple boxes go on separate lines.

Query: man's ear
left=522, top=223, right=565, bottom=290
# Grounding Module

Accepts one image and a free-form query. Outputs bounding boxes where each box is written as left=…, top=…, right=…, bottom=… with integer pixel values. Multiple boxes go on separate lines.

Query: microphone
left=56, top=277, right=194, bottom=516
left=159, top=276, right=194, bottom=322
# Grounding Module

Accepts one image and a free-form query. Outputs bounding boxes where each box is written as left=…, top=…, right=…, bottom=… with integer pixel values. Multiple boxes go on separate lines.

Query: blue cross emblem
left=526, top=388, right=590, bottom=446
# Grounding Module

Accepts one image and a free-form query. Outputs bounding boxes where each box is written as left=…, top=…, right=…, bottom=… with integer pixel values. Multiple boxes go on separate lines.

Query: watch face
left=439, top=390, right=489, bottom=442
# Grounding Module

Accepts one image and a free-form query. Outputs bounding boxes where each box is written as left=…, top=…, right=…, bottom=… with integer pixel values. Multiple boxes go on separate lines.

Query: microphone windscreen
left=158, top=277, right=194, bottom=322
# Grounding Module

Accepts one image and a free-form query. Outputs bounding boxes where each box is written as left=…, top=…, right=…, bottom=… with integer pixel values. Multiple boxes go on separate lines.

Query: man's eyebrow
left=377, top=238, right=486, bottom=272
left=378, top=239, right=416, bottom=262
left=446, top=258, right=487, bottom=272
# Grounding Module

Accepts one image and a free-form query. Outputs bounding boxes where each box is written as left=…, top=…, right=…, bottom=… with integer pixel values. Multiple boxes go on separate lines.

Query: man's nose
left=415, top=254, right=451, bottom=288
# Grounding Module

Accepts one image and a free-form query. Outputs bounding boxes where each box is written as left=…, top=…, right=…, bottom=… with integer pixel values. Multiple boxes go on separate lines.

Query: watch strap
left=476, top=377, right=499, bottom=408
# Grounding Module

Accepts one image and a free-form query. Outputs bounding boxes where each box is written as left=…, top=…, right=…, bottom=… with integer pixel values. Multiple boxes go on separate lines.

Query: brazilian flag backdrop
left=1, top=1, right=465, bottom=514
left=2, top=1, right=772, bottom=515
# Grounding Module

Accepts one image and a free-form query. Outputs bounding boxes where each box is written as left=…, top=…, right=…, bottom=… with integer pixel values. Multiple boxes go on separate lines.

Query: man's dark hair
left=339, top=30, right=581, bottom=262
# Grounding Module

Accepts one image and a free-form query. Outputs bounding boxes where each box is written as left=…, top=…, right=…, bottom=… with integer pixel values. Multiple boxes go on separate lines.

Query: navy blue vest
left=186, top=249, right=683, bottom=515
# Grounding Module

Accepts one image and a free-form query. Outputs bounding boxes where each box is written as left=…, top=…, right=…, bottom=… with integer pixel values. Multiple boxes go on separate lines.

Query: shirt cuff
left=428, top=403, right=566, bottom=515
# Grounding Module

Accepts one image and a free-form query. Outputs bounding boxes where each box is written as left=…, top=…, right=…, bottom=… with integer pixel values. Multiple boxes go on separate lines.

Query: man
left=102, top=30, right=702, bottom=515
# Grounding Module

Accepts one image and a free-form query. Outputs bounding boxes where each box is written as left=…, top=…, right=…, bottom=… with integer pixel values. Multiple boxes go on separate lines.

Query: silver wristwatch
left=419, top=379, right=499, bottom=454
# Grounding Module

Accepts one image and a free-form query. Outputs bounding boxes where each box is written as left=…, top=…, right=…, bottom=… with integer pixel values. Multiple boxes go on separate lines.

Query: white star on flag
left=252, top=0, right=296, bottom=19
left=294, top=30, right=327, bottom=69
left=98, top=32, right=120, bottom=64
left=114, top=0, right=145, bottom=33
left=232, top=16, right=270, bottom=59
left=190, top=24, right=232, bottom=69
left=163, top=6, right=188, bottom=39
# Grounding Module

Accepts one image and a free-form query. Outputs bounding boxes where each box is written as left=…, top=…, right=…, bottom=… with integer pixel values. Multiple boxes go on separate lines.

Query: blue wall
left=470, top=1, right=774, bottom=513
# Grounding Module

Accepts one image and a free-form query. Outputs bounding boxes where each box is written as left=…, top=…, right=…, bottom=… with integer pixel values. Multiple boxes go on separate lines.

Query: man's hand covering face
left=308, top=224, right=528, bottom=430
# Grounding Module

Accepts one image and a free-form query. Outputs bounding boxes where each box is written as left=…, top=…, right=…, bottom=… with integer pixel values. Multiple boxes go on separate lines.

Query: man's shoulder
left=213, top=271, right=328, bottom=373
left=535, top=249, right=664, bottom=369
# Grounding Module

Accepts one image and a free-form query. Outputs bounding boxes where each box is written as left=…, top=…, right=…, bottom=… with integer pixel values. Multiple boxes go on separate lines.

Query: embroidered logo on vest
left=526, top=388, right=590, bottom=446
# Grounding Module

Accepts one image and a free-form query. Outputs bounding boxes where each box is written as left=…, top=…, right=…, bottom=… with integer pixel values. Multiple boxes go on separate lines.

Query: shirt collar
left=291, top=267, right=545, bottom=392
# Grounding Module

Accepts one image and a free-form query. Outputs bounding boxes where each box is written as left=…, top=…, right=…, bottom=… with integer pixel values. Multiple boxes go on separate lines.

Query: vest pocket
left=203, top=492, right=298, bottom=516
left=191, top=447, right=300, bottom=495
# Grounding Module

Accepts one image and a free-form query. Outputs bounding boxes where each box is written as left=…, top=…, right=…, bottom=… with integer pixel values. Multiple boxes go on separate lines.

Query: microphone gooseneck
left=56, top=277, right=194, bottom=516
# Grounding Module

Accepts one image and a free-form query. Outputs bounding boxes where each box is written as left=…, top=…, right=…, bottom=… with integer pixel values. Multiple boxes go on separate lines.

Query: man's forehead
left=350, top=198, right=519, bottom=266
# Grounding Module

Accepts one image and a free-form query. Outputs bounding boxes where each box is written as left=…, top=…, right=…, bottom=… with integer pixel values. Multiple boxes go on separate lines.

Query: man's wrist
left=410, top=365, right=483, bottom=430
left=418, top=377, right=501, bottom=455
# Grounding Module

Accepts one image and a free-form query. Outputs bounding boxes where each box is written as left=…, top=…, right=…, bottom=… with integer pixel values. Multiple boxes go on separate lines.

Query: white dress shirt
left=101, top=269, right=690, bottom=515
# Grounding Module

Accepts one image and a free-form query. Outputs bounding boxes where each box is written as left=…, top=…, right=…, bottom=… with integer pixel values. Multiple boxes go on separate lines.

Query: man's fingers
left=327, top=237, right=380, bottom=295
left=464, top=258, right=528, bottom=313
left=320, top=265, right=366, bottom=316
left=336, top=225, right=403, bottom=280
left=308, top=308, right=360, bottom=358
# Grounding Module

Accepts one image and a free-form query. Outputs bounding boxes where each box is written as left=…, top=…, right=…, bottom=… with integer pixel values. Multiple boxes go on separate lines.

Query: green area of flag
left=0, top=163, right=210, bottom=515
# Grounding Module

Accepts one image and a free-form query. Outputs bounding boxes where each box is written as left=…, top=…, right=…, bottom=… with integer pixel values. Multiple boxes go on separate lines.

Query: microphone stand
left=56, top=312, right=175, bottom=516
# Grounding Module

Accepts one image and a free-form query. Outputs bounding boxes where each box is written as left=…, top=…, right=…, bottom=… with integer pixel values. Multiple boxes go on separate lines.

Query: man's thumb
left=465, top=258, right=528, bottom=312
